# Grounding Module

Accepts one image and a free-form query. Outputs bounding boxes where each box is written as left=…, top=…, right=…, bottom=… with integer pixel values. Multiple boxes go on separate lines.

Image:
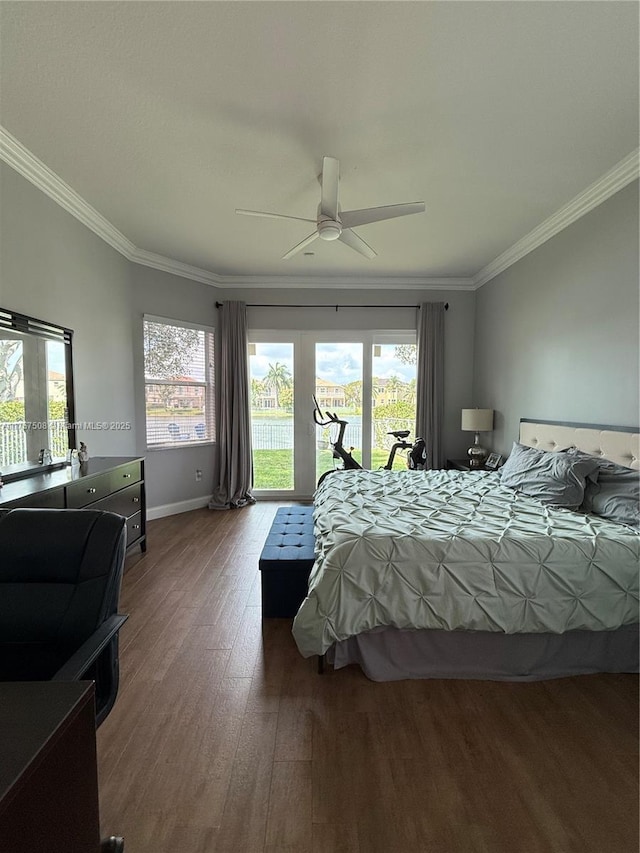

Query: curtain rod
left=215, top=302, right=448, bottom=311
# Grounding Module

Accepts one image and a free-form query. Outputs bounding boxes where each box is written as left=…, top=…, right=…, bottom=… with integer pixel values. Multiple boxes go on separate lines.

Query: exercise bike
left=313, top=395, right=416, bottom=487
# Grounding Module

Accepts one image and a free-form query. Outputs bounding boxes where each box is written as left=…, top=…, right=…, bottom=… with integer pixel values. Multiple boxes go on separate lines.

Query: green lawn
left=253, top=450, right=294, bottom=489
left=253, top=447, right=408, bottom=490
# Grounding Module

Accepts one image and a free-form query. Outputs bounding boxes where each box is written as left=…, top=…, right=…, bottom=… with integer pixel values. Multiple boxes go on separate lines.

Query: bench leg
left=317, top=653, right=325, bottom=675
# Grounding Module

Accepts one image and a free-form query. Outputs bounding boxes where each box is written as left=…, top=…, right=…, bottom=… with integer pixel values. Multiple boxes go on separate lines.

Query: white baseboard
left=147, top=495, right=212, bottom=520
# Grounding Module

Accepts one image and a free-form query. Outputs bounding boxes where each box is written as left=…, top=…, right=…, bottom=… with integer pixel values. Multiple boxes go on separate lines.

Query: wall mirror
left=0, top=308, right=76, bottom=480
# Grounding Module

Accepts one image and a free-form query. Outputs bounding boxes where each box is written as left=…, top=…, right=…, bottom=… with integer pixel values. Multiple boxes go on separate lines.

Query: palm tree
left=343, top=380, right=362, bottom=411
left=385, top=375, right=403, bottom=403
left=402, top=378, right=417, bottom=404
left=264, top=362, right=292, bottom=409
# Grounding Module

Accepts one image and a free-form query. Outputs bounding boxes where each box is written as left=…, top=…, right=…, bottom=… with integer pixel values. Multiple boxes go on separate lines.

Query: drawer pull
left=132, top=497, right=140, bottom=503
left=123, top=473, right=132, bottom=479
left=87, top=488, right=97, bottom=494
left=132, top=524, right=140, bottom=530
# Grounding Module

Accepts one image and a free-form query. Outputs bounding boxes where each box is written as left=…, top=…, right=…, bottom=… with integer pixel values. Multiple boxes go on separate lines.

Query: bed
left=291, top=419, right=640, bottom=680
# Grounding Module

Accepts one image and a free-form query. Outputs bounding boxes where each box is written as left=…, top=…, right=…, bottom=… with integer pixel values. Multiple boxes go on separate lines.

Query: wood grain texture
left=98, top=502, right=639, bottom=853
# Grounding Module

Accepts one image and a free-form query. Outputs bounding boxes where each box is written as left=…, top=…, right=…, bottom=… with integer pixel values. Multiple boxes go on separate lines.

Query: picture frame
left=484, top=452, right=502, bottom=470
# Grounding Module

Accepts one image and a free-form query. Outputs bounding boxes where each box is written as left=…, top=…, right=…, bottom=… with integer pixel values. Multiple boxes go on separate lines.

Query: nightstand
left=446, top=458, right=485, bottom=471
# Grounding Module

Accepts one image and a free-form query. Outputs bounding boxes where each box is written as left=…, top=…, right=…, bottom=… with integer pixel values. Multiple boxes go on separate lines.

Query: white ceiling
left=0, top=1, right=638, bottom=287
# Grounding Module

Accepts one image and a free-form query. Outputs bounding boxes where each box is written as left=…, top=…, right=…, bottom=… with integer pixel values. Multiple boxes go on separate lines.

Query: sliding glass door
left=248, top=331, right=416, bottom=498
left=371, top=339, right=417, bottom=470
left=249, top=340, right=295, bottom=491
left=314, top=342, right=363, bottom=485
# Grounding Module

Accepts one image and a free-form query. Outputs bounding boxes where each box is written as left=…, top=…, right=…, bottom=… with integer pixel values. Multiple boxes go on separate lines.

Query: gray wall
left=0, top=163, right=223, bottom=512
left=130, top=265, right=221, bottom=509
left=473, top=180, right=640, bottom=455
left=0, top=162, right=136, bottom=457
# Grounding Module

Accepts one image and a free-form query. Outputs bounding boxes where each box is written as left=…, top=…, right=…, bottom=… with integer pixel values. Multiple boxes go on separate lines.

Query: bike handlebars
left=313, top=394, right=348, bottom=428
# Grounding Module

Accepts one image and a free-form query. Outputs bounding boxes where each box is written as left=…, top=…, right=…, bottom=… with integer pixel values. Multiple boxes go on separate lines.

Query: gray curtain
left=209, top=301, right=255, bottom=510
left=416, top=302, right=446, bottom=470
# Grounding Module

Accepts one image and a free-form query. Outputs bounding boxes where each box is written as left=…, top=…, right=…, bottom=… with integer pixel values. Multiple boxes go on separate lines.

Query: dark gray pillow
left=499, top=442, right=600, bottom=508
left=562, top=447, right=601, bottom=483
left=579, top=457, right=639, bottom=529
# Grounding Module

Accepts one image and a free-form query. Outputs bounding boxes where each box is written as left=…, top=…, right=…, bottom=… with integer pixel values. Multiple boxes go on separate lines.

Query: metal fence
left=1, top=416, right=415, bottom=465
left=252, top=421, right=294, bottom=450
left=0, top=419, right=67, bottom=467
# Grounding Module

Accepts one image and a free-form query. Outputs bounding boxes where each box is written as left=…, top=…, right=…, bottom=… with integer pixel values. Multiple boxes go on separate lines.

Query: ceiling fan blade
left=338, top=228, right=377, bottom=259
left=282, top=231, right=319, bottom=260
left=340, top=202, right=425, bottom=229
left=235, top=209, right=316, bottom=224
left=320, top=156, right=340, bottom=220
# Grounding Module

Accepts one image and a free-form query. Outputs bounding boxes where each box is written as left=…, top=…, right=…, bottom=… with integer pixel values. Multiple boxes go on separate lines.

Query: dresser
left=0, top=456, right=146, bottom=553
left=0, top=681, right=102, bottom=853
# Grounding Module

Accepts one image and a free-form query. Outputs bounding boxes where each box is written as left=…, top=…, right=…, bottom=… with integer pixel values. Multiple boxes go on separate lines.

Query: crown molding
left=129, top=248, right=224, bottom=286
left=214, top=275, right=475, bottom=290
left=0, top=125, right=137, bottom=259
left=2, top=125, right=636, bottom=293
left=127, top=253, right=473, bottom=290
left=473, top=148, right=640, bottom=289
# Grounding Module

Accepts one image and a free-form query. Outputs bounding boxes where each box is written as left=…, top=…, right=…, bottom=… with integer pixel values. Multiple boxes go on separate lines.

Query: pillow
left=562, top=447, right=601, bottom=483
left=499, top=442, right=600, bottom=508
left=579, top=458, right=639, bottom=529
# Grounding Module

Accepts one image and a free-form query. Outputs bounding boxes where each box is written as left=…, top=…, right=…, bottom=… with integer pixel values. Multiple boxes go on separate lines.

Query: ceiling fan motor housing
left=317, top=216, right=342, bottom=241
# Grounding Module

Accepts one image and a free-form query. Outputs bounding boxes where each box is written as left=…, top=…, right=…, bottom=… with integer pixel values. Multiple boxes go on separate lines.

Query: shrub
left=0, top=401, right=26, bottom=422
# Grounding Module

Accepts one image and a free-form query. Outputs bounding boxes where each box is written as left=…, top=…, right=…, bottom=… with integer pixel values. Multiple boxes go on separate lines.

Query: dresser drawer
left=87, top=483, right=142, bottom=519
left=66, top=461, right=142, bottom=508
left=126, top=511, right=143, bottom=545
left=66, top=472, right=114, bottom=507
left=3, top=490, right=65, bottom=509
left=109, top=461, right=142, bottom=492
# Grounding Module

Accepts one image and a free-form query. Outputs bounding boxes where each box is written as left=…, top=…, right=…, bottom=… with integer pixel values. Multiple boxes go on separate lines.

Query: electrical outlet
left=195, top=469, right=202, bottom=482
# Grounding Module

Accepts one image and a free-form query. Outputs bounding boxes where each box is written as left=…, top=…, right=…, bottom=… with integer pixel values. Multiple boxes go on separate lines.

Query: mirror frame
left=0, top=307, right=77, bottom=481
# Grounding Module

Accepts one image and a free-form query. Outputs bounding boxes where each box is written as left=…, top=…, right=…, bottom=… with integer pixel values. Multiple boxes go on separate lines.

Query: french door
left=249, top=331, right=416, bottom=499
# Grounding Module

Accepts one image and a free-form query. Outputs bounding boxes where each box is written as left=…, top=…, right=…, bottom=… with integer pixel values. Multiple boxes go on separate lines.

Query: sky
left=48, top=341, right=65, bottom=374
left=3, top=338, right=65, bottom=375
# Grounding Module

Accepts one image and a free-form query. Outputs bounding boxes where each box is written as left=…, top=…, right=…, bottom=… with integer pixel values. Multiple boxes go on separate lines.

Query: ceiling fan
left=236, top=156, right=425, bottom=260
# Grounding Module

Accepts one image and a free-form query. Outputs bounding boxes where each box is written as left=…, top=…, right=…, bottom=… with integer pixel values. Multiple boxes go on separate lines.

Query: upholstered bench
left=258, top=506, right=315, bottom=618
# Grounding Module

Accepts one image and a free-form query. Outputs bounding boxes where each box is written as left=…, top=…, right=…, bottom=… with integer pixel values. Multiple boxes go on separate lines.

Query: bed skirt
left=328, top=624, right=640, bottom=682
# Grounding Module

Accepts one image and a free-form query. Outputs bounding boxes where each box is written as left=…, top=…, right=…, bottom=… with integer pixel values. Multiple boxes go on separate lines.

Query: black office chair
left=0, top=508, right=128, bottom=727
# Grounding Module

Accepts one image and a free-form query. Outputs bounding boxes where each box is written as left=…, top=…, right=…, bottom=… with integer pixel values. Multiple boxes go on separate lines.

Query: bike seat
left=388, top=430, right=410, bottom=440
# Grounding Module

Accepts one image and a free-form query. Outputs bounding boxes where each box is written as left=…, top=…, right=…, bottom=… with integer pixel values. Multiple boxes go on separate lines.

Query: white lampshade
left=461, top=408, right=494, bottom=432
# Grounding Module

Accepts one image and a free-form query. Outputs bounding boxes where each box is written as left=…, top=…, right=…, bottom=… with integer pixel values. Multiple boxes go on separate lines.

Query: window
left=143, top=316, right=215, bottom=448
left=0, top=308, right=76, bottom=472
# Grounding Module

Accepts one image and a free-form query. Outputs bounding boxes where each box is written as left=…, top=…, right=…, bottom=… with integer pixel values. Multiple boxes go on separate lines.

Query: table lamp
left=461, top=408, right=494, bottom=468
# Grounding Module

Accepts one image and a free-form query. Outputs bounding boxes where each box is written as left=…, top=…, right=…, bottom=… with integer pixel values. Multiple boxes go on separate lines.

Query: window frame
left=248, top=328, right=416, bottom=497
left=143, top=314, right=215, bottom=450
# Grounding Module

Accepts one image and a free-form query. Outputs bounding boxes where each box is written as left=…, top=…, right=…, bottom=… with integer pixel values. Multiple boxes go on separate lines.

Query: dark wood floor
left=97, top=502, right=639, bottom=852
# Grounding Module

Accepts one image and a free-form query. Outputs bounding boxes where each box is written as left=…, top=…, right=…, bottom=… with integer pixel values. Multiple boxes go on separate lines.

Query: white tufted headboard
left=519, top=419, right=640, bottom=470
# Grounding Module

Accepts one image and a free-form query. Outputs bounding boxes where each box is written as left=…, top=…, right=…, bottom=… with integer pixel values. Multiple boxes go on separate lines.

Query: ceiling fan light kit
left=236, top=156, right=425, bottom=260
left=317, top=217, right=342, bottom=241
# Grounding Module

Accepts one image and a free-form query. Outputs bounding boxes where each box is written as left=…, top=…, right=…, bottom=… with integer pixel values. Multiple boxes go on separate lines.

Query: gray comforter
left=292, top=469, right=640, bottom=657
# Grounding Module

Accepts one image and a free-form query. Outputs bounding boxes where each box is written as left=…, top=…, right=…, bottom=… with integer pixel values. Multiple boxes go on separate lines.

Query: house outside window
left=143, top=316, right=215, bottom=448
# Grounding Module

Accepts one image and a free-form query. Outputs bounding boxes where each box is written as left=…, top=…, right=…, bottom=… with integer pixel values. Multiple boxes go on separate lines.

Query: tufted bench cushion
left=259, top=506, right=315, bottom=617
